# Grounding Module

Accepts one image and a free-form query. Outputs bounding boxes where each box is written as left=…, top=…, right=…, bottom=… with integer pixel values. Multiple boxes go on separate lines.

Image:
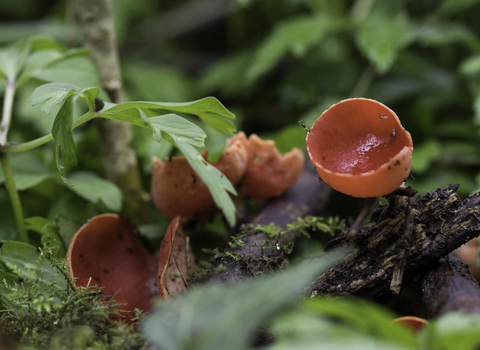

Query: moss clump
left=0, top=249, right=147, bottom=350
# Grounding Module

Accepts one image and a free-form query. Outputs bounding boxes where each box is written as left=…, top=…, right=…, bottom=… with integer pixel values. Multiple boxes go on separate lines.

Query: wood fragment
left=309, top=184, right=480, bottom=302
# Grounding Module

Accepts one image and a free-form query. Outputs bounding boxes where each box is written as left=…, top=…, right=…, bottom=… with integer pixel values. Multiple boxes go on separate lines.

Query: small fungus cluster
left=151, top=131, right=304, bottom=219
left=306, top=98, right=413, bottom=198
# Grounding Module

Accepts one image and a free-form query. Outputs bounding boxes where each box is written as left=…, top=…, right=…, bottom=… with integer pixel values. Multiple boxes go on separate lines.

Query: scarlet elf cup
left=306, top=98, right=413, bottom=198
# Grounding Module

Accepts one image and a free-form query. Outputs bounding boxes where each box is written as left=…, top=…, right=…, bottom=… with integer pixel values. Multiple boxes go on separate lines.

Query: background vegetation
left=2, top=0, right=480, bottom=349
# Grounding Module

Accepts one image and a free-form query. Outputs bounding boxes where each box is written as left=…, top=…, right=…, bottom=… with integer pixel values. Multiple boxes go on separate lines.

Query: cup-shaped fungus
left=306, top=98, right=413, bottom=198
left=393, top=316, right=428, bottom=333
left=151, top=138, right=248, bottom=219
left=231, top=132, right=305, bottom=200
left=67, top=214, right=158, bottom=323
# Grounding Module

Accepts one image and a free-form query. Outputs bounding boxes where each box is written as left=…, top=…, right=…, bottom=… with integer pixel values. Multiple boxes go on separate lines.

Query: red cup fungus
left=306, top=98, right=413, bottom=198
left=393, top=316, right=428, bottom=333
left=231, top=132, right=305, bottom=200
left=151, top=138, right=248, bottom=219
left=67, top=214, right=158, bottom=323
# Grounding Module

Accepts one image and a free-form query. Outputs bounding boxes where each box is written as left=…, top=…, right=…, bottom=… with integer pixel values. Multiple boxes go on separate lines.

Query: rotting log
left=420, top=252, right=480, bottom=317
left=210, top=165, right=332, bottom=284
left=309, top=184, right=480, bottom=302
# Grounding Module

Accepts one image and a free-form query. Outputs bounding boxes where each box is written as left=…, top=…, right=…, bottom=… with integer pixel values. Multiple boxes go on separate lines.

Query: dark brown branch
left=420, top=252, right=480, bottom=317
left=309, top=184, right=480, bottom=302
left=210, top=165, right=332, bottom=284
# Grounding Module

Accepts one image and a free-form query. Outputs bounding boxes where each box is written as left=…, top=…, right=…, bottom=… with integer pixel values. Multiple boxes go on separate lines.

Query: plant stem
left=0, top=82, right=15, bottom=146
left=0, top=153, right=29, bottom=244
left=0, top=80, right=29, bottom=243
left=2, top=112, right=96, bottom=153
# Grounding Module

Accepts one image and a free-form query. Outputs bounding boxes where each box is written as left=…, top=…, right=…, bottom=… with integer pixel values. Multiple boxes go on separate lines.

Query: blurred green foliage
left=2, top=0, right=480, bottom=228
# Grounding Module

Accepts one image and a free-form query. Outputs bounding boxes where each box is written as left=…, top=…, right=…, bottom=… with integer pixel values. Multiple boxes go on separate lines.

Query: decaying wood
left=420, top=252, right=480, bottom=317
left=210, top=165, right=332, bottom=284
left=310, top=184, right=480, bottom=302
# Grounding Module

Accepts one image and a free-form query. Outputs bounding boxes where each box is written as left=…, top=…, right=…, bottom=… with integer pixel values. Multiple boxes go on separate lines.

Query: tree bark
left=78, top=0, right=147, bottom=224
left=309, top=185, right=480, bottom=302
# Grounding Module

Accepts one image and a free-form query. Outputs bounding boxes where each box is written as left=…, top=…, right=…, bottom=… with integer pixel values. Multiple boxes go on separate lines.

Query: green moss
left=0, top=248, right=147, bottom=350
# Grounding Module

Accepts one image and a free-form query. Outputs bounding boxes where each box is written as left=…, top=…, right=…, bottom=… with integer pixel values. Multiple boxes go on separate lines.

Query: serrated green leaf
left=30, top=82, right=80, bottom=114
left=67, top=171, right=123, bottom=212
left=112, top=108, right=206, bottom=148
left=142, top=251, right=346, bottom=350
left=25, top=217, right=66, bottom=258
left=102, top=96, right=236, bottom=135
left=0, top=241, right=66, bottom=289
left=0, top=152, right=54, bottom=190
left=356, top=13, right=416, bottom=73
left=52, top=91, right=77, bottom=185
left=247, top=14, right=346, bottom=81
left=174, top=138, right=236, bottom=227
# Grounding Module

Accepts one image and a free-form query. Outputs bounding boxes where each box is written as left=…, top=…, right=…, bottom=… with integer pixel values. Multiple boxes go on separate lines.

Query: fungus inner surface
left=309, top=100, right=411, bottom=175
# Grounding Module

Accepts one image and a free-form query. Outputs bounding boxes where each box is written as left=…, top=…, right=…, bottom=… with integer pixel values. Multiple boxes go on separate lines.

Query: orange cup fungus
left=306, top=98, right=413, bottom=198
left=151, top=138, right=248, bottom=219
left=67, top=214, right=158, bottom=323
left=231, top=132, right=305, bottom=200
left=393, top=316, right=428, bottom=333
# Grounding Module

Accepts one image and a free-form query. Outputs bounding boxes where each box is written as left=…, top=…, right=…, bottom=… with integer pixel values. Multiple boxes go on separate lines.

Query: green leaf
left=102, top=96, right=236, bottom=135
left=460, top=55, right=480, bottom=76
left=55, top=215, right=81, bottom=249
left=418, top=313, right=480, bottom=350
left=31, top=83, right=100, bottom=185
left=302, top=298, right=417, bottom=349
left=410, top=139, right=442, bottom=174
left=25, top=217, right=66, bottom=258
left=137, top=108, right=207, bottom=148
left=0, top=152, right=54, bottom=190
left=175, top=138, right=236, bottom=227
left=30, top=82, right=81, bottom=114
left=52, top=91, right=77, bottom=185
left=437, top=0, right=480, bottom=15
left=416, top=19, right=480, bottom=51
left=67, top=171, right=123, bottom=212
left=31, top=55, right=104, bottom=93
left=247, top=14, right=346, bottom=81
left=0, top=241, right=66, bottom=289
left=17, top=50, right=62, bottom=86
left=142, top=250, right=347, bottom=350
left=355, top=13, right=416, bottom=73
left=0, top=40, right=29, bottom=82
